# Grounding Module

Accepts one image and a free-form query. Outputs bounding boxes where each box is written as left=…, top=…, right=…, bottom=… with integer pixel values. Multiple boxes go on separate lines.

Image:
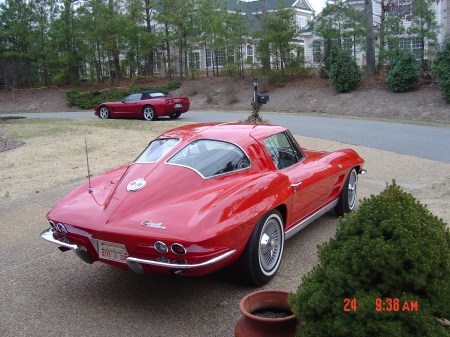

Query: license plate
left=98, top=240, right=129, bottom=263
left=175, top=103, right=182, bottom=108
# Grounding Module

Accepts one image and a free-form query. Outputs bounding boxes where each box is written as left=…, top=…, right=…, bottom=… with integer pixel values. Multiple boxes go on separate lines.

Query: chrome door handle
left=291, top=182, right=302, bottom=192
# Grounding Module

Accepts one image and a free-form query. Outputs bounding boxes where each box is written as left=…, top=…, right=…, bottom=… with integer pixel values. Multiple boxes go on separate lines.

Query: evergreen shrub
left=431, top=38, right=450, bottom=103
left=328, top=50, right=361, bottom=92
left=289, top=182, right=450, bottom=336
left=386, top=51, right=420, bottom=92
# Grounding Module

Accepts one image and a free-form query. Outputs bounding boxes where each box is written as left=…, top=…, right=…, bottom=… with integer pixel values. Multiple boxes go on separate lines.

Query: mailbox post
left=249, top=78, right=269, bottom=123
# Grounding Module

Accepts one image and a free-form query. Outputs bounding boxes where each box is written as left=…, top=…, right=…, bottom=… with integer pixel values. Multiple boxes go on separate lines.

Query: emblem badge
left=127, top=178, right=146, bottom=191
left=141, top=220, right=166, bottom=229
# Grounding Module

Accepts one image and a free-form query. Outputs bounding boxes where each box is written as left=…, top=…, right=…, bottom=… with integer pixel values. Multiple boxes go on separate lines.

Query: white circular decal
left=127, top=178, right=147, bottom=191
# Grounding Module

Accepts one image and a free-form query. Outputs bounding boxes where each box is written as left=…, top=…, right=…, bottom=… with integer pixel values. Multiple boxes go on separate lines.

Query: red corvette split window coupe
left=94, top=91, right=190, bottom=121
left=41, top=123, right=365, bottom=286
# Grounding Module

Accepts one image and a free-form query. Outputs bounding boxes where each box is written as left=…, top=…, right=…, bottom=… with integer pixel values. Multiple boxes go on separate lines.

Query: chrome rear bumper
left=41, top=227, right=236, bottom=272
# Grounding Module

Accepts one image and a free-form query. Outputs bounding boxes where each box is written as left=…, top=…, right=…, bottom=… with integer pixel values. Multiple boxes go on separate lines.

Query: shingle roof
left=224, top=0, right=313, bottom=13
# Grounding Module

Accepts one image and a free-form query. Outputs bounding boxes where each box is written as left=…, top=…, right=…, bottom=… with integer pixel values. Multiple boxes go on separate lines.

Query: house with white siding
left=189, top=0, right=315, bottom=72
left=302, top=0, right=450, bottom=68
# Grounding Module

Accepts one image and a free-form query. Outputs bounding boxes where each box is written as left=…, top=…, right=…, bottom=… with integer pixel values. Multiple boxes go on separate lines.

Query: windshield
left=123, top=93, right=142, bottom=102
left=167, top=139, right=251, bottom=178
left=135, top=138, right=180, bottom=163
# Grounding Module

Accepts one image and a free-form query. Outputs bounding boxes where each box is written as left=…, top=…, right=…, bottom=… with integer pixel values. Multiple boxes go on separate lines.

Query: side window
left=134, top=138, right=180, bottom=163
left=263, top=132, right=304, bottom=170
left=124, top=93, right=142, bottom=102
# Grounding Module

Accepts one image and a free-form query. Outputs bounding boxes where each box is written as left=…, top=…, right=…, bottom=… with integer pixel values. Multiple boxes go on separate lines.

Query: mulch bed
left=0, top=116, right=25, bottom=152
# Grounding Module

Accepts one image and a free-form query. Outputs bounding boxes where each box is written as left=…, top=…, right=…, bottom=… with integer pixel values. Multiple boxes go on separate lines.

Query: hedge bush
left=386, top=51, right=420, bottom=92
left=431, top=38, right=450, bottom=103
left=328, top=50, right=362, bottom=93
left=289, top=182, right=450, bottom=337
left=65, top=81, right=181, bottom=109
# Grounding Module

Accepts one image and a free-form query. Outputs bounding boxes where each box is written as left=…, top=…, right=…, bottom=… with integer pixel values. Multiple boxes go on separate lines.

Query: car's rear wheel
left=237, top=210, right=284, bottom=286
left=142, top=105, right=156, bottom=121
left=169, top=112, right=181, bottom=119
left=335, top=168, right=358, bottom=216
left=98, top=106, right=110, bottom=119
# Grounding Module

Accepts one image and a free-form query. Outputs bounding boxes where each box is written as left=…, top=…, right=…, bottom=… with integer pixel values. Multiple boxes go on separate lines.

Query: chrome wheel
left=236, top=210, right=285, bottom=286
left=143, top=106, right=156, bottom=121
left=335, top=168, right=358, bottom=216
left=99, top=106, right=109, bottom=119
left=347, top=169, right=357, bottom=211
left=259, top=214, right=283, bottom=275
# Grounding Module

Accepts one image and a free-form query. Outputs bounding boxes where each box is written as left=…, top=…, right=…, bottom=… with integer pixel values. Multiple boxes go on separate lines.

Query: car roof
left=135, top=91, right=164, bottom=94
left=158, top=123, right=288, bottom=145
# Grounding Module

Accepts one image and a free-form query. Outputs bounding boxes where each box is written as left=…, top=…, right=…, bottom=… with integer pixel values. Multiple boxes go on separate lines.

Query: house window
left=399, top=37, right=423, bottom=59
left=206, top=48, right=213, bottom=68
left=388, top=0, right=412, bottom=17
left=342, top=37, right=353, bottom=55
left=154, top=53, right=162, bottom=70
left=217, top=48, right=226, bottom=66
left=189, top=51, right=200, bottom=69
left=312, top=40, right=322, bottom=63
left=296, top=16, right=307, bottom=30
left=246, top=45, right=254, bottom=63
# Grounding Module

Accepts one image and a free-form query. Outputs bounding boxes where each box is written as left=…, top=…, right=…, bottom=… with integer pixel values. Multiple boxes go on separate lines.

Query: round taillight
left=56, top=223, right=67, bottom=234
left=171, top=243, right=186, bottom=255
left=157, top=256, right=170, bottom=264
left=154, top=241, right=168, bottom=254
left=52, top=233, right=60, bottom=241
left=61, top=237, right=70, bottom=244
left=173, top=259, right=187, bottom=265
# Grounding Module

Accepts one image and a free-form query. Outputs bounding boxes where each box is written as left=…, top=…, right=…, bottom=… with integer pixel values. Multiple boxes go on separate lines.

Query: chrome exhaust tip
left=74, top=247, right=94, bottom=264
left=126, top=260, right=145, bottom=275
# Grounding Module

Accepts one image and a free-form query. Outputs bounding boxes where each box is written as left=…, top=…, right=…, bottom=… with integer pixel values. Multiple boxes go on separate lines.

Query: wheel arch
left=274, top=204, right=288, bottom=230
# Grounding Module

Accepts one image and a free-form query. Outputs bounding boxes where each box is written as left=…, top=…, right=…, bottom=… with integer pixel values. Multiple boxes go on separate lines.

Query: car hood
left=47, top=163, right=258, bottom=241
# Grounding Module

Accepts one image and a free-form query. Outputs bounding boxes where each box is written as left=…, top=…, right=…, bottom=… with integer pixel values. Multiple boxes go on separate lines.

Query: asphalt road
left=2, top=112, right=450, bottom=336
left=11, top=110, right=450, bottom=163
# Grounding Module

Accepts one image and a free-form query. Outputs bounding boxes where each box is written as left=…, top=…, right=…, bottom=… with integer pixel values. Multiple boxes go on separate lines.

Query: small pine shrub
left=328, top=50, right=362, bottom=93
left=289, top=182, right=450, bottom=337
left=431, top=38, right=450, bottom=103
left=386, top=51, right=420, bottom=92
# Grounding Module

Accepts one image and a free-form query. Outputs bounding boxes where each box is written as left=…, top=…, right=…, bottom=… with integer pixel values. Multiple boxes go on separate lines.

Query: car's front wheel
left=142, top=105, right=156, bottom=121
left=237, top=210, right=285, bottom=286
left=98, top=105, right=110, bottom=119
left=335, top=167, right=358, bottom=216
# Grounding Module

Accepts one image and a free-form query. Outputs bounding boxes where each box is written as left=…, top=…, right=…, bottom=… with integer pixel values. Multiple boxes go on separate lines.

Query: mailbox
left=257, top=94, right=269, bottom=104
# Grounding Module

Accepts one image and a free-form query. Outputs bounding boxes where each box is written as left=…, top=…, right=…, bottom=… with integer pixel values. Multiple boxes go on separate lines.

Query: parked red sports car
left=41, top=123, right=365, bottom=285
left=94, top=91, right=190, bottom=120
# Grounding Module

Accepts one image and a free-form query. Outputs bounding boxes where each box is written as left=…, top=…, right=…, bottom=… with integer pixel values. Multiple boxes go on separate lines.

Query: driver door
left=118, top=93, right=143, bottom=116
left=262, top=131, right=331, bottom=229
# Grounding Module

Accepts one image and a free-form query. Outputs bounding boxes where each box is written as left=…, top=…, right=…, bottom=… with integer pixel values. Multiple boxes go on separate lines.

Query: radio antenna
left=85, top=138, right=93, bottom=194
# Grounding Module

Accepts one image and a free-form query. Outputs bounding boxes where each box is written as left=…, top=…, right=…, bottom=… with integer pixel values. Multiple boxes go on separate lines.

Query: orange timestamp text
left=344, top=298, right=419, bottom=312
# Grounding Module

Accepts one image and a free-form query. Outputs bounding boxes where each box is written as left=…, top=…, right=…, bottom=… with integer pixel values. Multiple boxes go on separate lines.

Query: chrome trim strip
left=285, top=199, right=339, bottom=240
left=126, top=249, right=236, bottom=269
left=40, top=228, right=80, bottom=250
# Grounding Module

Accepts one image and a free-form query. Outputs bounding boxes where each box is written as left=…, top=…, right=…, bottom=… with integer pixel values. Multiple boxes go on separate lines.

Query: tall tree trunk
left=145, top=0, right=154, bottom=76
left=164, top=23, right=172, bottom=80
left=178, top=25, right=183, bottom=81
left=365, top=0, right=376, bottom=76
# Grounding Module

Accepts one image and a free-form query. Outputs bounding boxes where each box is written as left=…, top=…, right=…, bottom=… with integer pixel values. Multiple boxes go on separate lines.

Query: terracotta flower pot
left=235, top=289, right=300, bottom=337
